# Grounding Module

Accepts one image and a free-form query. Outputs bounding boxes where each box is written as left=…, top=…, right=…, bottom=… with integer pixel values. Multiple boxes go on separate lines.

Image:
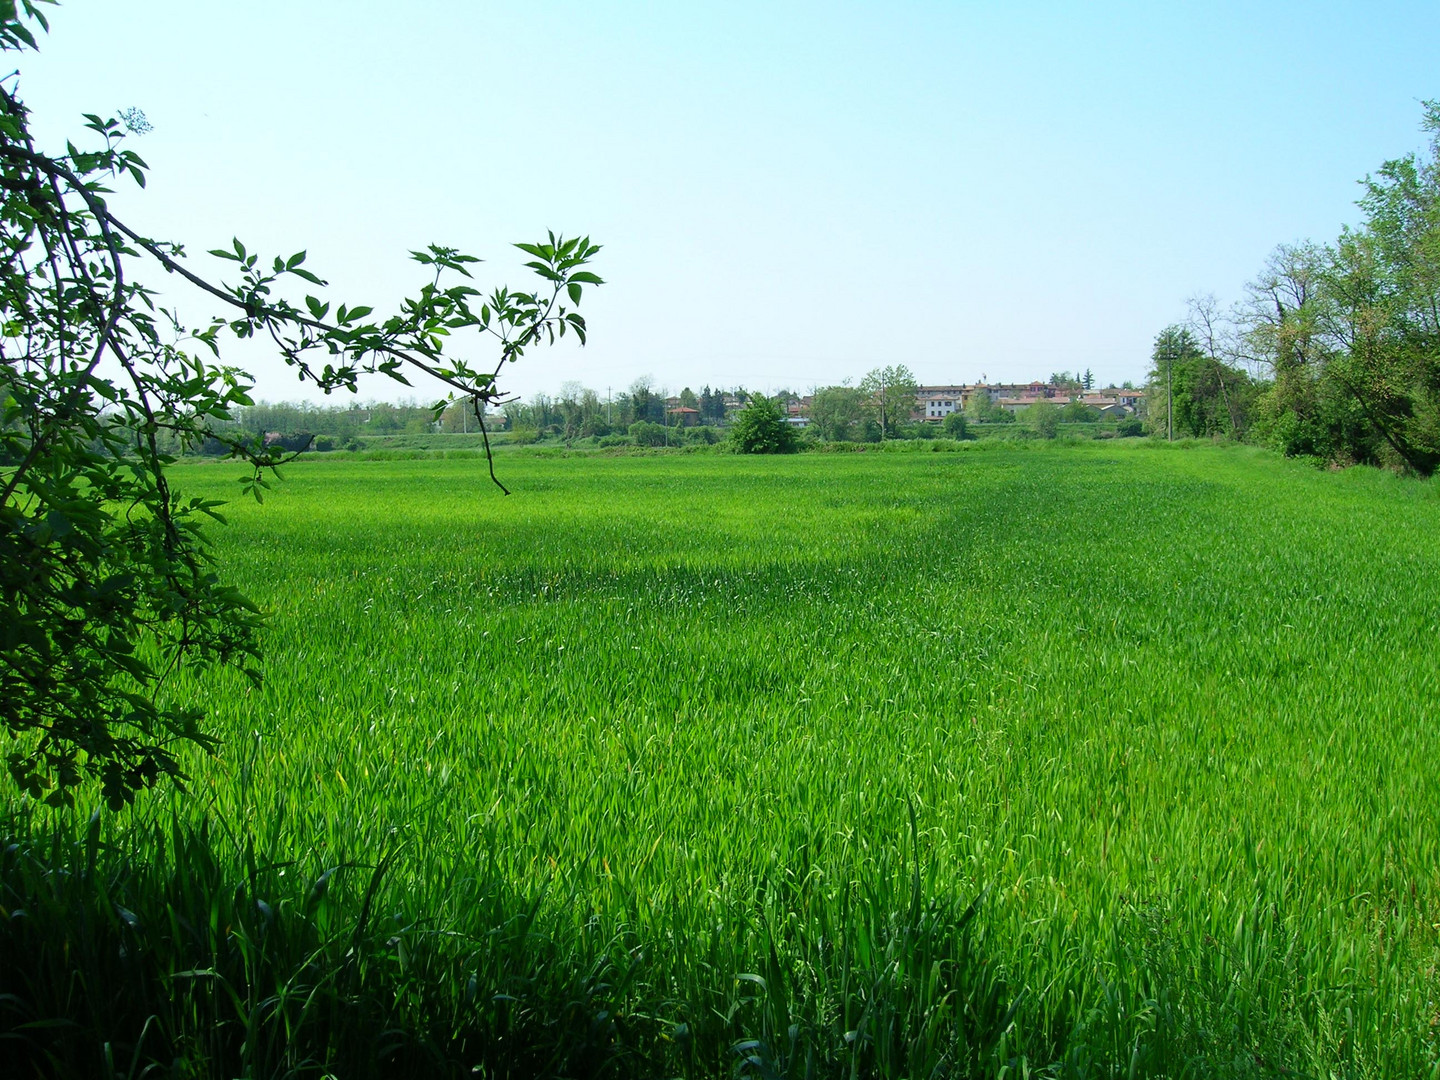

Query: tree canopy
left=859, top=365, right=918, bottom=438
left=809, top=384, right=866, bottom=442
left=1179, top=101, right=1440, bottom=471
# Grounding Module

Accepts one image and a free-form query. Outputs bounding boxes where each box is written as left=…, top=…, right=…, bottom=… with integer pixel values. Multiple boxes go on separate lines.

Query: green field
left=6, top=442, right=1440, bottom=1077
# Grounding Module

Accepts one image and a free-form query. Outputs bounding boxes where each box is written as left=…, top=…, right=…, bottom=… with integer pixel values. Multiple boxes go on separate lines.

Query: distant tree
left=579, top=387, right=603, bottom=432
left=1024, top=398, right=1061, bottom=438
left=558, top=380, right=585, bottom=439
left=729, top=394, right=799, bottom=453
left=809, top=385, right=865, bottom=441
left=630, top=376, right=664, bottom=424
left=503, top=398, right=533, bottom=431
left=1083, top=368, right=1094, bottom=390
left=859, top=364, right=918, bottom=438
left=1149, top=324, right=1252, bottom=440
left=942, top=410, right=969, bottom=439
left=1148, top=327, right=1194, bottom=439
left=966, top=391, right=1011, bottom=424
left=678, top=386, right=699, bottom=412
left=1186, top=294, right=1256, bottom=439
left=534, top=393, right=562, bottom=433
left=1060, top=400, right=1098, bottom=423
left=699, top=385, right=726, bottom=422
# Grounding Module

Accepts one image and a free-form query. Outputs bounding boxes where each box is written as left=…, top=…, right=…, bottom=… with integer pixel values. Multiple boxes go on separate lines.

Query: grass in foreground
left=4, top=442, right=1439, bottom=1078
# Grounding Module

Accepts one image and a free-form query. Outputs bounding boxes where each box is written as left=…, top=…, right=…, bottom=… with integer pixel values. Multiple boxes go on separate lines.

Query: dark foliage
left=729, top=394, right=800, bottom=454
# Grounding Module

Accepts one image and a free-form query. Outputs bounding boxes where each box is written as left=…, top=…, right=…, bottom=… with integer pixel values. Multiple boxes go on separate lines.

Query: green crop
left=3, top=441, right=1437, bottom=1078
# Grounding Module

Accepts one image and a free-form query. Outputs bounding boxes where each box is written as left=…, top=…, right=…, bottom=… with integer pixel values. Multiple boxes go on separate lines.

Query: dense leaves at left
left=0, top=0, right=600, bottom=807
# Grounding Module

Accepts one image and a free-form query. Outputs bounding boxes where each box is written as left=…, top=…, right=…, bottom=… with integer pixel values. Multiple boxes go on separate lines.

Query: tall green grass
left=3, top=442, right=1438, bottom=1077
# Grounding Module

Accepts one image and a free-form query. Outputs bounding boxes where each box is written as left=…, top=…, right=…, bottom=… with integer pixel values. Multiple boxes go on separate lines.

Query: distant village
left=661, top=382, right=1146, bottom=428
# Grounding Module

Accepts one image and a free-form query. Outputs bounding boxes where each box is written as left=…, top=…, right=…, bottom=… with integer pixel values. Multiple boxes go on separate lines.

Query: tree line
left=1150, top=101, right=1440, bottom=474
left=222, top=363, right=1143, bottom=454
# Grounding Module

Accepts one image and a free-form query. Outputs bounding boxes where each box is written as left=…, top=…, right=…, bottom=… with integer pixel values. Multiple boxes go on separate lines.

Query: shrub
left=1022, top=401, right=1060, bottom=439
left=729, top=395, right=799, bottom=454
left=629, top=421, right=669, bottom=447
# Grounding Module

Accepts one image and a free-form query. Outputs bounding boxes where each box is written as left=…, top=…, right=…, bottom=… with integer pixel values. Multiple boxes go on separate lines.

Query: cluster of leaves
left=0, top=2, right=600, bottom=806
left=729, top=394, right=798, bottom=454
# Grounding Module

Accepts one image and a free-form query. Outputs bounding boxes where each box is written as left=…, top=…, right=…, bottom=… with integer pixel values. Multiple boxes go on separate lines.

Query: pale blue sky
left=16, top=1, right=1440, bottom=401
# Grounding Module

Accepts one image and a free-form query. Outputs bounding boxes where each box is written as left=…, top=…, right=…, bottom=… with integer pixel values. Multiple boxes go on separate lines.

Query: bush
left=579, top=415, right=611, bottom=438
left=629, top=421, right=669, bottom=447
left=942, top=411, right=969, bottom=440
left=729, top=395, right=799, bottom=454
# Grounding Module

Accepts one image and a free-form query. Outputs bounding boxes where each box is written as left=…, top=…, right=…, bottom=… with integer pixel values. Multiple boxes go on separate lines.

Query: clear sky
left=15, top=1, right=1440, bottom=402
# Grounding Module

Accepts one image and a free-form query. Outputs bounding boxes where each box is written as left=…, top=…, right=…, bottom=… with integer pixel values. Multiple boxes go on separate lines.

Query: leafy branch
left=0, top=1, right=601, bottom=805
